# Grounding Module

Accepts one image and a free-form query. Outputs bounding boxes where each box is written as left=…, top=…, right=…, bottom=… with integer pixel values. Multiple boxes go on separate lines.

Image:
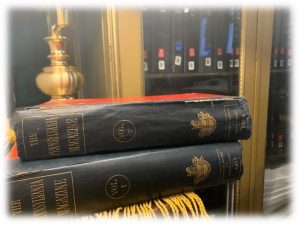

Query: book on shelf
left=14, top=93, right=252, bottom=161
left=183, top=9, right=199, bottom=73
left=285, top=9, right=292, bottom=69
left=271, top=9, right=292, bottom=71
left=280, top=9, right=292, bottom=70
left=232, top=8, right=241, bottom=71
left=171, top=9, right=185, bottom=73
left=198, top=9, right=214, bottom=73
left=8, top=141, right=243, bottom=216
left=271, top=9, right=282, bottom=70
left=278, top=10, right=287, bottom=70
left=226, top=8, right=241, bottom=73
left=149, top=9, right=172, bottom=74
left=226, top=8, right=235, bottom=72
left=213, top=9, right=230, bottom=73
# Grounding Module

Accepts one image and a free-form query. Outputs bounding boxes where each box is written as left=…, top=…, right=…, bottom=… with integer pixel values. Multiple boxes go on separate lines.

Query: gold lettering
left=66, top=118, right=80, bottom=153
left=29, top=133, right=39, bottom=147
left=54, top=179, right=70, bottom=215
left=30, top=179, right=47, bottom=216
left=11, top=199, right=22, bottom=215
left=232, top=157, right=240, bottom=170
left=118, top=122, right=126, bottom=140
left=110, top=178, right=119, bottom=196
left=45, top=117, right=60, bottom=156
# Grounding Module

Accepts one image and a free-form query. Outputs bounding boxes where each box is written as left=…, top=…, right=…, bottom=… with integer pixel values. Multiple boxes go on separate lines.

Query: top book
left=14, top=93, right=252, bottom=161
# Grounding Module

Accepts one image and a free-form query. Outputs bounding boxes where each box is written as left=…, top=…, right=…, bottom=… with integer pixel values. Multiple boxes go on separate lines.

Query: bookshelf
left=145, top=72, right=238, bottom=96
left=147, top=72, right=237, bottom=78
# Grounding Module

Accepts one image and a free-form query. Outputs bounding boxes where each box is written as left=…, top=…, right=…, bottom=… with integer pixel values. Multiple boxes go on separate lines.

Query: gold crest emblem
left=191, top=112, right=217, bottom=138
left=186, top=156, right=211, bottom=184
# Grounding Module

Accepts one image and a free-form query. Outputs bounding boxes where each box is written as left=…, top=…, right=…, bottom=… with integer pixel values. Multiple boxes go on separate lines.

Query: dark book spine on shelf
left=8, top=141, right=243, bottom=216
left=150, top=9, right=172, bottom=74
left=226, top=8, right=235, bottom=72
left=232, top=8, right=241, bottom=72
left=213, top=10, right=230, bottom=73
left=171, top=9, right=185, bottom=73
left=286, top=10, right=292, bottom=69
left=271, top=9, right=282, bottom=70
left=183, top=9, right=199, bottom=73
left=279, top=10, right=287, bottom=70
left=143, top=9, right=151, bottom=75
left=15, top=96, right=252, bottom=161
left=198, top=9, right=214, bottom=73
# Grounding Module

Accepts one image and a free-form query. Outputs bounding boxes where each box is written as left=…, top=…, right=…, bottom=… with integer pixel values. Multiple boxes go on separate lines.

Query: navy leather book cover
left=8, top=141, right=243, bottom=216
left=14, top=93, right=252, bottom=161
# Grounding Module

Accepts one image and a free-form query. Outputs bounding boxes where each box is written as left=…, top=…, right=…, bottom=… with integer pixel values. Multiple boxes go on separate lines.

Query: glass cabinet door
left=141, top=7, right=243, bottom=215
left=263, top=8, right=291, bottom=216
left=143, top=8, right=241, bottom=97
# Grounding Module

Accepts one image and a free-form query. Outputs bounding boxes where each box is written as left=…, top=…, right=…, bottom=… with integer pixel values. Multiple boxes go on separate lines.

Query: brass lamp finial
left=36, top=8, right=84, bottom=99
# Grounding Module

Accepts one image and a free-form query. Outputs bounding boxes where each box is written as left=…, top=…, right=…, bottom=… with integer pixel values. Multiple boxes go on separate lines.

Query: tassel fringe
left=82, top=192, right=208, bottom=220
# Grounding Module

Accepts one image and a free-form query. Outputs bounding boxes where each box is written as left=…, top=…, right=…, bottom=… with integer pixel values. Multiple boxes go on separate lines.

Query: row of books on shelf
left=143, top=8, right=241, bottom=75
left=266, top=69, right=289, bottom=168
left=270, top=9, right=292, bottom=71
left=8, top=93, right=252, bottom=216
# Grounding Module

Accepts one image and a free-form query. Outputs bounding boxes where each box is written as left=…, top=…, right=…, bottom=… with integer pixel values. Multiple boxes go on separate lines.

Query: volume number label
left=158, top=60, right=165, bottom=70
left=113, top=120, right=136, bottom=143
left=188, top=61, right=195, bottom=70
left=105, top=174, right=130, bottom=199
left=175, top=56, right=182, bottom=66
left=205, top=57, right=211, bottom=67
left=217, top=61, right=223, bottom=69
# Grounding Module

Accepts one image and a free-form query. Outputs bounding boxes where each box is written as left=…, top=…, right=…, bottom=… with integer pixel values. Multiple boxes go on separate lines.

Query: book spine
left=198, top=9, right=214, bottom=73
left=171, top=9, right=185, bottom=73
left=226, top=8, right=235, bottom=72
left=213, top=10, right=229, bottom=73
left=286, top=11, right=293, bottom=69
left=15, top=97, right=252, bottom=161
left=279, top=10, right=287, bottom=70
left=183, top=9, right=199, bottom=73
left=286, top=10, right=292, bottom=69
left=232, top=8, right=241, bottom=72
left=271, top=9, right=282, bottom=70
left=8, top=142, right=243, bottom=215
left=150, top=9, right=172, bottom=74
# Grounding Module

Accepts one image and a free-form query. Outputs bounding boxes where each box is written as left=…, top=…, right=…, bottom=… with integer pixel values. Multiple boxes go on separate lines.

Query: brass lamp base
left=36, top=8, right=84, bottom=100
left=36, top=65, right=84, bottom=99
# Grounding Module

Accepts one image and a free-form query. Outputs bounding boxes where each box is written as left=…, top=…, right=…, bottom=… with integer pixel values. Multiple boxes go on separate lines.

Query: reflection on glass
left=263, top=8, right=291, bottom=216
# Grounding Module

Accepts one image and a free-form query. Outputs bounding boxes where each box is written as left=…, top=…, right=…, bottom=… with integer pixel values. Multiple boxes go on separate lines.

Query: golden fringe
left=7, top=128, right=16, bottom=146
left=85, top=192, right=208, bottom=220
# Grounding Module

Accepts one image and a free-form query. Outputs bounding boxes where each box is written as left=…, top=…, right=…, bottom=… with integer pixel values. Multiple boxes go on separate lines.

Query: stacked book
left=7, top=93, right=252, bottom=216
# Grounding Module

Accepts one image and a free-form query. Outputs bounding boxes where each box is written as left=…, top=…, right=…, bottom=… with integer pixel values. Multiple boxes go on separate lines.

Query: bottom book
left=8, top=142, right=243, bottom=216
